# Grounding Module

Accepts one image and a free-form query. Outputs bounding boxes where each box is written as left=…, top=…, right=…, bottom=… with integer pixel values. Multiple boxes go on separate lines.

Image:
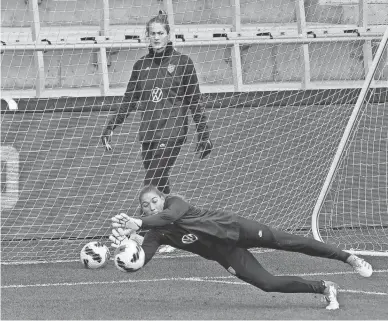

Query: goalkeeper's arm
left=182, top=58, right=212, bottom=159
left=101, top=63, right=142, bottom=150
left=111, top=197, right=190, bottom=230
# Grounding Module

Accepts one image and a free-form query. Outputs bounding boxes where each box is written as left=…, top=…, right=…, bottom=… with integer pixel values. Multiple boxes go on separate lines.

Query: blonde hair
left=146, top=10, right=170, bottom=36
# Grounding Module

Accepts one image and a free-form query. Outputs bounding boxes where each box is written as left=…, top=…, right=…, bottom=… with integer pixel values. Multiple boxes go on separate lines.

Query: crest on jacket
left=167, top=64, right=175, bottom=74
left=182, top=233, right=198, bottom=244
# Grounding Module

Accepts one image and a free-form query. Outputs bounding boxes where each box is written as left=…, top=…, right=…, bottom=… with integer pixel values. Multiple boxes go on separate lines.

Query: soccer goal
left=312, top=26, right=388, bottom=256
left=1, top=0, right=387, bottom=263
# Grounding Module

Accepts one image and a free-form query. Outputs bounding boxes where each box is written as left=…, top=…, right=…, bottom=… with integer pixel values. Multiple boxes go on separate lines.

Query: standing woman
left=101, top=10, right=213, bottom=195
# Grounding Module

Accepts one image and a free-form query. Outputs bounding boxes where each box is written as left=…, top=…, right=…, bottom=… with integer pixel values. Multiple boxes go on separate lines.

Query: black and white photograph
left=1, top=0, right=387, bottom=319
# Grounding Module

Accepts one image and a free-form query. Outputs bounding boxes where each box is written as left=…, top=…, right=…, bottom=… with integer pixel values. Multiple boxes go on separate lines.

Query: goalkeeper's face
left=148, top=22, right=170, bottom=53
left=140, top=191, right=165, bottom=216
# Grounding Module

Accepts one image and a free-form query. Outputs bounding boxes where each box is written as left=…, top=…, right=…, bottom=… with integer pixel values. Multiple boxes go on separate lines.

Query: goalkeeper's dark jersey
left=107, top=42, right=209, bottom=143
left=142, top=224, right=232, bottom=267
left=141, top=195, right=241, bottom=243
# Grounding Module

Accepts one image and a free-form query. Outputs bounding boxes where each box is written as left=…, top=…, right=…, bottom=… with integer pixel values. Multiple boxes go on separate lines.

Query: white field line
left=197, top=279, right=388, bottom=296
left=1, top=277, right=204, bottom=289
left=2, top=269, right=388, bottom=296
left=0, top=249, right=276, bottom=265
left=0, top=253, right=200, bottom=265
left=340, top=289, right=388, bottom=296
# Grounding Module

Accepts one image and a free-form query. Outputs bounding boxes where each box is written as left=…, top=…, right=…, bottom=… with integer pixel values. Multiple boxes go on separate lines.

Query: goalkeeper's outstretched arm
left=141, top=231, right=165, bottom=265
left=141, top=196, right=189, bottom=228
left=111, top=195, right=189, bottom=231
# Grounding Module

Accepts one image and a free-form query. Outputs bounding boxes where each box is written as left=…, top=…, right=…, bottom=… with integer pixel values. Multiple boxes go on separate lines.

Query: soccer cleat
left=323, top=281, right=340, bottom=310
left=158, top=245, right=176, bottom=253
left=347, top=255, right=373, bottom=277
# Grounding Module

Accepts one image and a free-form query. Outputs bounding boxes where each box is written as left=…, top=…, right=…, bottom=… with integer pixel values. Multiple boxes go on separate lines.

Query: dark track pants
left=141, top=140, right=184, bottom=194
left=236, top=217, right=350, bottom=262
left=218, top=217, right=351, bottom=294
left=219, top=247, right=326, bottom=293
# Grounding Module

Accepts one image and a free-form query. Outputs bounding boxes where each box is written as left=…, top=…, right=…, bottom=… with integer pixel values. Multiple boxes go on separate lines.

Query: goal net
left=312, top=26, right=388, bottom=255
left=1, top=0, right=387, bottom=263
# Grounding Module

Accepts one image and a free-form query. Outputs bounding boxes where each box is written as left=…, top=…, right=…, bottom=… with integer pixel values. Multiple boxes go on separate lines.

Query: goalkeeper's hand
left=101, top=127, right=113, bottom=151
left=109, top=228, right=144, bottom=248
left=111, top=213, right=142, bottom=231
left=195, top=139, right=213, bottom=159
left=109, top=228, right=131, bottom=248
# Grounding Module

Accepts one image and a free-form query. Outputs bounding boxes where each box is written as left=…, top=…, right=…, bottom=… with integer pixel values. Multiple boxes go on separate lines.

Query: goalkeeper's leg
left=218, top=247, right=339, bottom=309
left=236, top=217, right=372, bottom=277
left=236, top=217, right=350, bottom=262
left=219, top=246, right=336, bottom=296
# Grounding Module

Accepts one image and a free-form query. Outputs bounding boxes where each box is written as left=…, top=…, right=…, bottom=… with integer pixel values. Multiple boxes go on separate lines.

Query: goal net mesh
left=1, top=0, right=387, bottom=262
left=316, top=88, right=387, bottom=254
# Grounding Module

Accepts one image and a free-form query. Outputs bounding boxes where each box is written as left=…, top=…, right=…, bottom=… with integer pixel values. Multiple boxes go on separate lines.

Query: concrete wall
left=2, top=0, right=388, bottom=26
left=1, top=0, right=387, bottom=90
left=2, top=41, right=386, bottom=90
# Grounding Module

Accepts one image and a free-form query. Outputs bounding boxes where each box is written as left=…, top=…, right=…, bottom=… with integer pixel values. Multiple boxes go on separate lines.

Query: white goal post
left=312, top=26, right=388, bottom=256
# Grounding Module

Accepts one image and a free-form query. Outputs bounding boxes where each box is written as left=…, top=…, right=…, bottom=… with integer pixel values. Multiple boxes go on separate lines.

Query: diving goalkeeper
left=110, top=185, right=373, bottom=310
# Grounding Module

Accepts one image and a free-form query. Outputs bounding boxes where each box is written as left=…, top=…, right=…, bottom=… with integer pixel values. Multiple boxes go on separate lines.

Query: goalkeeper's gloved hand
left=129, top=232, right=144, bottom=246
left=109, top=228, right=132, bottom=248
left=101, top=127, right=113, bottom=151
left=111, top=213, right=142, bottom=232
left=109, top=228, right=144, bottom=248
left=196, top=139, right=213, bottom=159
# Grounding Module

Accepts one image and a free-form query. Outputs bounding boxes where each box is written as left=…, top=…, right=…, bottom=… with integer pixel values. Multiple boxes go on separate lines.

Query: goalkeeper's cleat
left=158, top=245, right=176, bottom=253
left=323, top=281, right=340, bottom=310
left=347, top=255, right=373, bottom=277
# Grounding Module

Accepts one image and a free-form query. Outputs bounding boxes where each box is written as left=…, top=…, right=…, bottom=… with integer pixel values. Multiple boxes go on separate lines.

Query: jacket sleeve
left=105, top=61, right=142, bottom=131
left=142, top=230, right=162, bottom=266
left=141, top=196, right=190, bottom=228
left=182, top=57, right=210, bottom=141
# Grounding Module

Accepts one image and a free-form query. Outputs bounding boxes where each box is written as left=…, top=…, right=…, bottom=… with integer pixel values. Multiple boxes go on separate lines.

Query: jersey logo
left=151, top=87, right=163, bottom=102
left=182, top=233, right=198, bottom=244
left=167, top=64, right=176, bottom=73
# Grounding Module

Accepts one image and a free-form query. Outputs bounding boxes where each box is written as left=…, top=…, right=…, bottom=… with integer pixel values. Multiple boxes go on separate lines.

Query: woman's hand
left=109, top=228, right=143, bottom=248
left=111, top=213, right=143, bottom=231
left=101, top=127, right=113, bottom=151
left=196, top=139, right=213, bottom=159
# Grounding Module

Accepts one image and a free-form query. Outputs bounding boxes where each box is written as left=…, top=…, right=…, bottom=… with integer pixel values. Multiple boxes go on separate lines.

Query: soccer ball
left=80, top=241, right=110, bottom=269
left=114, top=239, right=145, bottom=272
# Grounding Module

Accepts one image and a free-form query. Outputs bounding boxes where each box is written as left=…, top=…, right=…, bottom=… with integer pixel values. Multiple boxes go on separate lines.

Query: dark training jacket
left=141, top=196, right=241, bottom=243
left=107, top=42, right=210, bottom=143
left=142, top=224, right=233, bottom=268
